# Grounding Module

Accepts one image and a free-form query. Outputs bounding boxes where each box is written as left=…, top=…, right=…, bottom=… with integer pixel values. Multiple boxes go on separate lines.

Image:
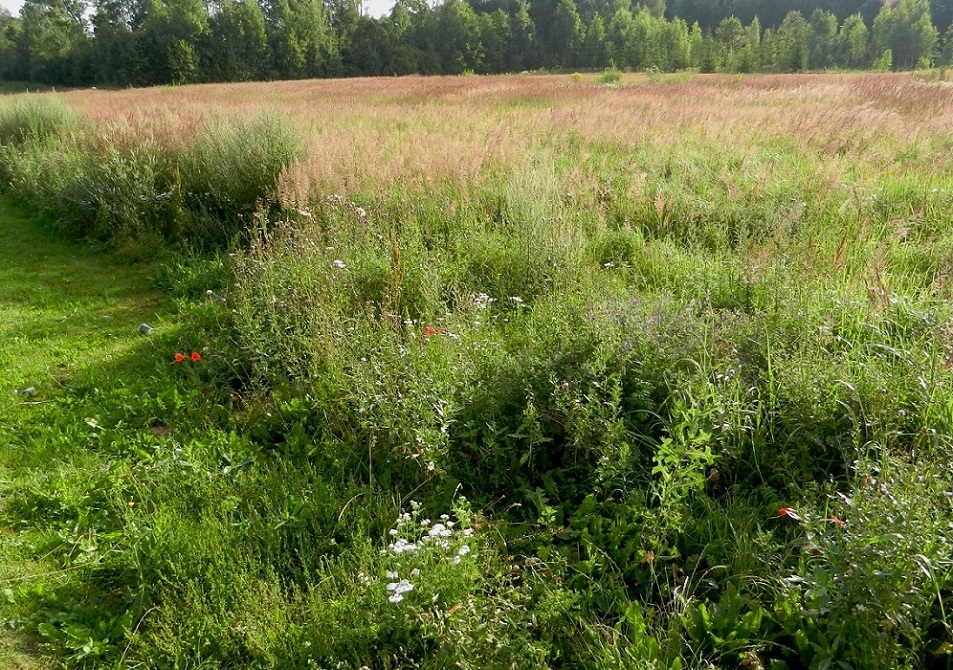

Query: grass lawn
left=0, top=195, right=169, bottom=668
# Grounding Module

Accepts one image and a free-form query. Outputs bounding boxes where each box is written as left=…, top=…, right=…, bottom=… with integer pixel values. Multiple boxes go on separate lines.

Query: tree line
left=0, top=0, right=951, bottom=87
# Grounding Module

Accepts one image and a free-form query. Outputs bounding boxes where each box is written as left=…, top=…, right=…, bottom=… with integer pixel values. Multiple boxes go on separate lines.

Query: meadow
left=1, top=71, right=953, bottom=668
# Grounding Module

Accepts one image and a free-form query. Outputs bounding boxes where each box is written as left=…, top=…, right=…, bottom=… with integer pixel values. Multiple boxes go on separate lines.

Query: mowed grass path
left=0, top=195, right=170, bottom=668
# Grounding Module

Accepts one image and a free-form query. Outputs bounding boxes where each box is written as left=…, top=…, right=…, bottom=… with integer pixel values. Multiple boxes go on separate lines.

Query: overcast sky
left=363, top=0, right=394, bottom=17
left=1, top=0, right=395, bottom=18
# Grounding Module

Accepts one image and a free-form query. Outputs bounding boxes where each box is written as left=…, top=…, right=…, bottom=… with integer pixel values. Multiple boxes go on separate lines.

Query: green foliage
left=176, top=113, right=304, bottom=242
left=873, top=0, right=939, bottom=70
left=2, top=0, right=950, bottom=85
left=873, top=47, right=893, bottom=71
left=598, top=64, right=622, bottom=83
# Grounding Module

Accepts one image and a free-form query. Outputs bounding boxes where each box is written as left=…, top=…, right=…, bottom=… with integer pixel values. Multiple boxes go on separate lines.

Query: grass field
left=1, top=72, right=953, bottom=668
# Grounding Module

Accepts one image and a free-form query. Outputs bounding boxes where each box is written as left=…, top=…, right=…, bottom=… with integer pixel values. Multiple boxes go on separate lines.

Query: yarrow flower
left=389, top=538, right=419, bottom=554
left=451, top=544, right=472, bottom=565
left=387, top=579, right=414, bottom=594
left=427, top=523, right=452, bottom=539
left=472, top=293, right=494, bottom=311
left=386, top=578, right=414, bottom=603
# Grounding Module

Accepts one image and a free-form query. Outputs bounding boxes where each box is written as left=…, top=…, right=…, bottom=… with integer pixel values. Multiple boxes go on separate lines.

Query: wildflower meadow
left=1, top=71, right=953, bottom=668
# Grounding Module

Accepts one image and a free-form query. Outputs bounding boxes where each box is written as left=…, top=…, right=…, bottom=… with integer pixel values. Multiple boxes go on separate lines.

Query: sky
left=363, top=0, right=394, bottom=18
left=1, top=0, right=22, bottom=15
left=1, top=0, right=395, bottom=18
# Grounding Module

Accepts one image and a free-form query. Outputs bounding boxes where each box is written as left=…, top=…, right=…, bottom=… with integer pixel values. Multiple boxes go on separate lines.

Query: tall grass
left=0, top=96, right=82, bottom=148
left=0, top=99, right=302, bottom=248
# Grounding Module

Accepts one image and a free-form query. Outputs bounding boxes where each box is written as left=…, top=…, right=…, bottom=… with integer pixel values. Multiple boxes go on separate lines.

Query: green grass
left=0, top=194, right=167, bottom=668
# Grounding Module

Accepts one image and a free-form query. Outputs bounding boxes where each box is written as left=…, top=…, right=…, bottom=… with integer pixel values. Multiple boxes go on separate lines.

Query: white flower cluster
left=383, top=506, right=475, bottom=604
left=385, top=576, right=415, bottom=603
left=472, top=293, right=495, bottom=311
left=451, top=544, right=471, bottom=566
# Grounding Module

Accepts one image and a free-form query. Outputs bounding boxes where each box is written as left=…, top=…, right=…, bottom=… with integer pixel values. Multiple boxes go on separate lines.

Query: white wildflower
left=472, top=293, right=494, bottom=310
left=386, top=579, right=414, bottom=595
left=428, top=524, right=452, bottom=538
left=386, top=571, right=399, bottom=580
left=333, top=260, right=346, bottom=269
left=389, top=539, right=419, bottom=554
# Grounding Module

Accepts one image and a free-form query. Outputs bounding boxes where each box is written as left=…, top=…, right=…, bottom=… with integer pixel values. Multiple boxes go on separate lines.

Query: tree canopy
left=0, top=0, right=950, bottom=86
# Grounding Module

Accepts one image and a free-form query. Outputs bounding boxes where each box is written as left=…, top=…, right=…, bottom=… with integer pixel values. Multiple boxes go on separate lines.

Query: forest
left=0, top=0, right=951, bottom=87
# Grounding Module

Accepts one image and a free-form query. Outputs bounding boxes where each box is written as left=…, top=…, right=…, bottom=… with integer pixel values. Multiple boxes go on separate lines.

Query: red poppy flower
left=778, top=507, right=800, bottom=520
left=174, top=353, right=186, bottom=363
left=191, top=352, right=202, bottom=363
left=829, top=514, right=846, bottom=527
left=423, top=326, right=437, bottom=336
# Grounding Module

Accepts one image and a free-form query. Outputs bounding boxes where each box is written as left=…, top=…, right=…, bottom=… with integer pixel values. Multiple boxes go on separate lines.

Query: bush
left=873, top=49, right=893, bottom=72
left=599, top=66, right=623, bottom=85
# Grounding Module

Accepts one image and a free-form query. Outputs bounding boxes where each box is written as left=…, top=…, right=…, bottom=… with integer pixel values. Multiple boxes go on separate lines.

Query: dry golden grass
left=45, top=72, right=953, bottom=198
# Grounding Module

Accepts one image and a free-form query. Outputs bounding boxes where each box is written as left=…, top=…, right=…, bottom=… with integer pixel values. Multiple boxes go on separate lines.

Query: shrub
left=599, top=66, right=623, bottom=85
